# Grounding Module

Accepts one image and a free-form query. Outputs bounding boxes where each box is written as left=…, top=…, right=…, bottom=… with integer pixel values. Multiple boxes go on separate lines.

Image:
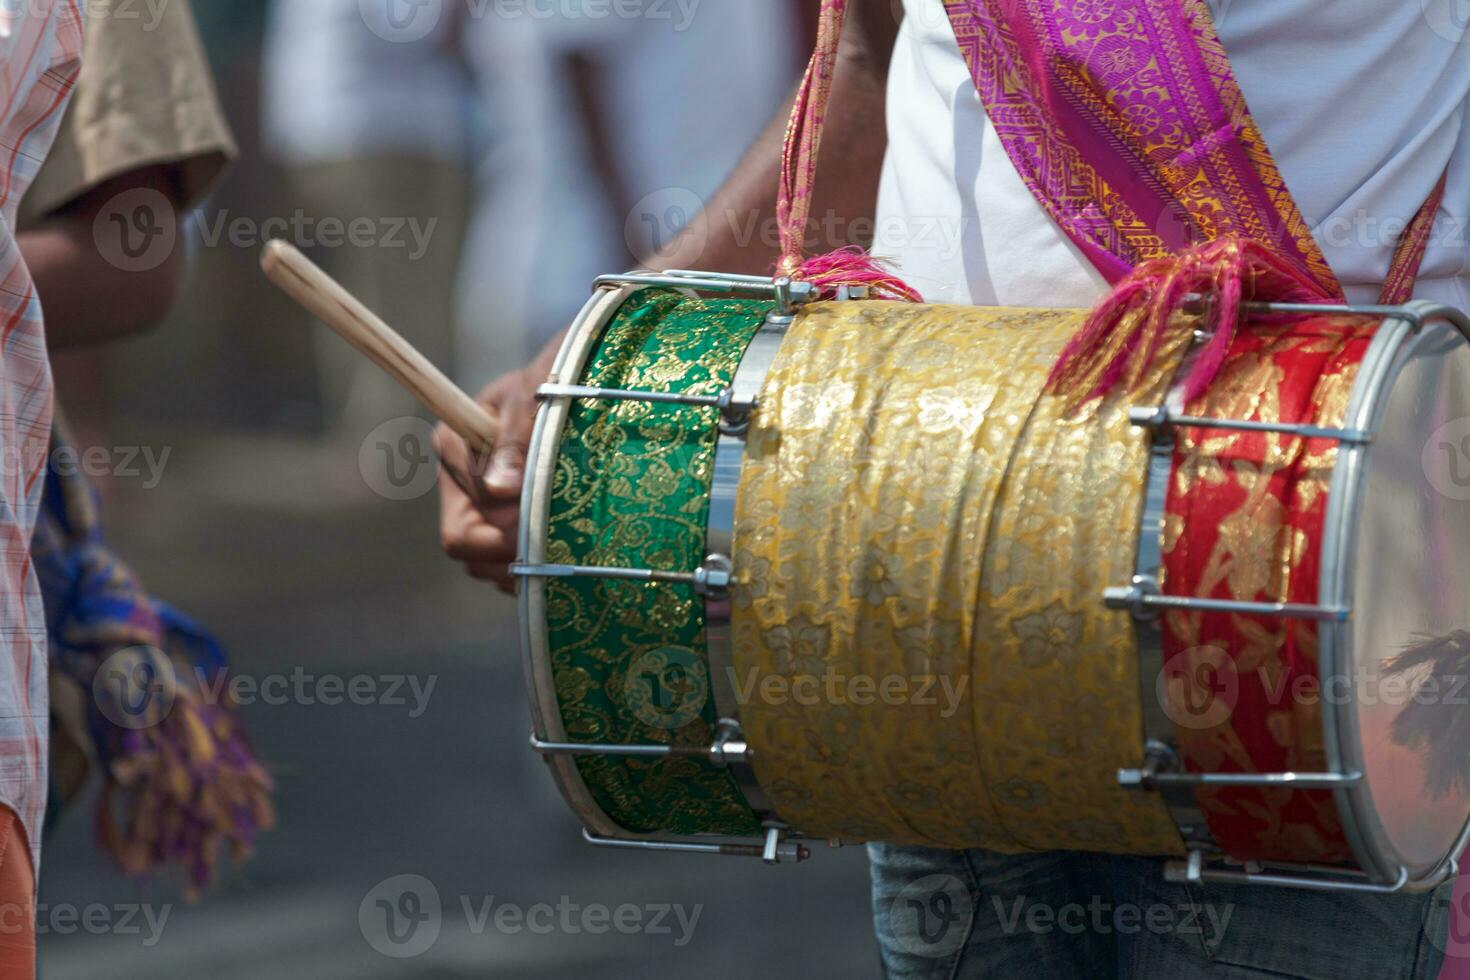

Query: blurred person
left=16, top=0, right=276, bottom=916
left=192, top=0, right=271, bottom=77
left=438, top=1, right=1468, bottom=978
left=0, top=2, right=85, bottom=976
left=262, top=0, right=475, bottom=435
left=453, top=0, right=803, bottom=389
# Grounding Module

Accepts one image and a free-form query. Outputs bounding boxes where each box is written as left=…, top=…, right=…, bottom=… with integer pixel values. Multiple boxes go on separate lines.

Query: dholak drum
left=516, top=269, right=1470, bottom=892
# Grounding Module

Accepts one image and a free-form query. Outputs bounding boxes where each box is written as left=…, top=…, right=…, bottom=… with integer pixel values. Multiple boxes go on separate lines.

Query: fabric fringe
left=1045, top=238, right=1334, bottom=407
left=788, top=246, right=924, bottom=303
left=774, top=1, right=923, bottom=304
left=36, top=422, right=274, bottom=899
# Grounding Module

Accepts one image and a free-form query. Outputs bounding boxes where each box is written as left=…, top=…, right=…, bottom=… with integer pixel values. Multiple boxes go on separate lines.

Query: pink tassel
left=789, top=246, right=924, bottom=303
left=772, top=3, right=923, bottom=304
left=1046, top=238, right=1335, bottom=405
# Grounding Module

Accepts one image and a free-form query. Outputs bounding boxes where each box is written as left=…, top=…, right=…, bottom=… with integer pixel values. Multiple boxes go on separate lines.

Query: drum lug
left=762, top=825, right=802, bottom=865
left=1182, top=848, right=1204, bottom=884
left=693, top=554, right=733, bottom=598
left=1104, top=575, right=1162, bottom=623
left=715, top=389, right=756, bottom=436
left=1117, top=739, right=1183, bottom=790
left=709, top=718, right=752, bottom=767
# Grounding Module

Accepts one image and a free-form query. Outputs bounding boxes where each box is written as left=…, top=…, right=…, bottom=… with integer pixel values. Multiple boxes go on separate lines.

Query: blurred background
left=37, top=1, right=878, bottom=976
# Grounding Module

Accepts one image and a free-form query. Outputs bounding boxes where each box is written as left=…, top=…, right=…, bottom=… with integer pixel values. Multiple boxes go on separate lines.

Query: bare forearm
left=520, top=0, right=898, bottom=373
left=26, top=166, right=184, bottom=350
left=648, top=9, right=897, bottom=275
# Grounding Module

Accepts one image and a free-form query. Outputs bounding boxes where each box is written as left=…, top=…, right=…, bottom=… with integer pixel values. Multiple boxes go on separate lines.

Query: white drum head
left=1331, top=314, right=1470, bottom=883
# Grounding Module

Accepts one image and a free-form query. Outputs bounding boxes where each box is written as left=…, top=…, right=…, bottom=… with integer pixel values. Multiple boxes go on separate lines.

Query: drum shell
left=519, top=284, right=1470, bottom=891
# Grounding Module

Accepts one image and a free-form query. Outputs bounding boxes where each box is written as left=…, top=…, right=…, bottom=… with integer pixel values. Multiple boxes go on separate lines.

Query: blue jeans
left=869, top=844, right=1452, bottom=979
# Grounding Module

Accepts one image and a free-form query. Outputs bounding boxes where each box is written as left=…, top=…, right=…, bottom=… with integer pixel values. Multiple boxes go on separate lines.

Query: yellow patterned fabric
left=730, top=302, right=1185, bottom=854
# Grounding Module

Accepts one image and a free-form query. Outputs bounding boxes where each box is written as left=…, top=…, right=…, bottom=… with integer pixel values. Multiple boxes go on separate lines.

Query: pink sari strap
left=941, top=0, right=1341, bottom=297
left=776, top=0, right=846, bottom=277
left=776, top=0, right=922, bottom=301
left=938, top=0, right=1447, bottom=402
left=1379, top=170, right=1448, bottom=306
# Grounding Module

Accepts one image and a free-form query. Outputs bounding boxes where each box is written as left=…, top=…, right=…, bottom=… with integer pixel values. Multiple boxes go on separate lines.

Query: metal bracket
left=512, top=553, right=733, bottom=598
left=536, top=382, right=759, bottom=435
left=582, top=828, right=810, bottom=864
left=1119, top=741, right=1361, bottom=791
left=1127, top=406, right=1372, bottom=444
left=594, top=272, right=817, bottom=309
left=1176, top=294, right=1427, bottom=328
left=710, top=718, right=750, bottom=767
left=529, top=716, right=754, bottom=768
left=1164, top=858, right=1413, bottom=894
left=1103, top=578, right=1349, bottom=622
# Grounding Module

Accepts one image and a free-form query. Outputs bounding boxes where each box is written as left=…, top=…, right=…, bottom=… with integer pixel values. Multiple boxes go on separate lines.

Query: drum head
left=1333, top=315, right=1470, bottom=882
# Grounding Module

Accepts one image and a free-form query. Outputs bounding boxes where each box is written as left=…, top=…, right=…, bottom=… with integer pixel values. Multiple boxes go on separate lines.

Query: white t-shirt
left=454, top=5, right=798, bottom=384
left=261, top=0, right=474, bottom=165
left=875, top=0, right=1470, bottom=311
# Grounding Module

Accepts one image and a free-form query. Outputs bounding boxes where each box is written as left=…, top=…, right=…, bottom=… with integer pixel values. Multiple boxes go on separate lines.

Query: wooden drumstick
left=259, top=239, right=500, bottom=456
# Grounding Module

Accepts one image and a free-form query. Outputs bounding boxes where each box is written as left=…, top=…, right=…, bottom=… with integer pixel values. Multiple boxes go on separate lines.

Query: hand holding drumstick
left=259, top=240, right=500, bottom=459
left=260, top=241, right=542, bottom=589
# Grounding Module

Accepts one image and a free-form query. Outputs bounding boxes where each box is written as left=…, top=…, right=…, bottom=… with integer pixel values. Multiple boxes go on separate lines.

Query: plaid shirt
left=0, top=0, right=82, bottom=877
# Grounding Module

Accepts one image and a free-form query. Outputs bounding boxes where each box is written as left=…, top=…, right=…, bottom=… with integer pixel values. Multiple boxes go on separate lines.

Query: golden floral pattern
left=545, top=290, right=767, bottom=837
left=731, top=302, right=1185, bottom=854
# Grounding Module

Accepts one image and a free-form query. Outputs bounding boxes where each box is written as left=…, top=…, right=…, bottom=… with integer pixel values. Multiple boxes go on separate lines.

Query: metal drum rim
left=1320, top=301, right=1470, bottom=890
left=519, top=283, right=636, bottom=840
left=518, top=278, right=782, bottom=845
left=704, top=317, right=789, bottom=820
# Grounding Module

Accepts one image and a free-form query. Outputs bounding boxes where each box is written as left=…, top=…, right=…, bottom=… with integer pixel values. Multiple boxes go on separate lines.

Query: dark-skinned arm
left=438, top=0, right=901, bottom=589
left=24, top=164, right=185, bottom=350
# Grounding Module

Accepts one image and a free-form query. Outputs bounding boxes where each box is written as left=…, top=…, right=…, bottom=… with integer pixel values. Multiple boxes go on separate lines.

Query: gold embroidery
left=731, top=302, right=1184, bottom=854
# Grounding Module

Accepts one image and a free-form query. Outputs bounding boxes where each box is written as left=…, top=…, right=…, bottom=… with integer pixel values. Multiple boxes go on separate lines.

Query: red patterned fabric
left=1161, top=316, right=1374, bottom=863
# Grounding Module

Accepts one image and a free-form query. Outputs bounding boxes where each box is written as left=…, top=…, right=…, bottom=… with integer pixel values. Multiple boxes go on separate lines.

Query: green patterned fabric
left=545, top=289, right=766, bottom=836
